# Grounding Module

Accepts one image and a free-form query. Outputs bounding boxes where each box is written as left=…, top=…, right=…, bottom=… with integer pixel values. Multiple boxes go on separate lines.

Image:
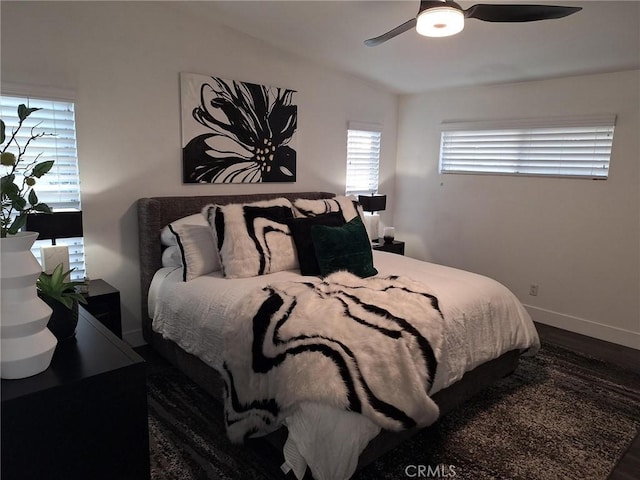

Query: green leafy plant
left=36, top=264, right=88, bottom=310
left=1, top=104, right=54, bottom=237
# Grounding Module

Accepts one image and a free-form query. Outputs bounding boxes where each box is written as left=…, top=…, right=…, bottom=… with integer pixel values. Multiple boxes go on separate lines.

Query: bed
left=138, top=191, right=539, bottom=480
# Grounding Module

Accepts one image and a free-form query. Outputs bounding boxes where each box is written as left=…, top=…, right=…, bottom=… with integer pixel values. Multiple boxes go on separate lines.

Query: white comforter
left=150, top=251, right=540, bottom=480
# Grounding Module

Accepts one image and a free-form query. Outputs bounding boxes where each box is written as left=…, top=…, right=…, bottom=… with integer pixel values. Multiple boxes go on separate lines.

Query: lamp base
left=365, top=214, right=380, bottom=242
left=41, top=245, right=70, bottom=275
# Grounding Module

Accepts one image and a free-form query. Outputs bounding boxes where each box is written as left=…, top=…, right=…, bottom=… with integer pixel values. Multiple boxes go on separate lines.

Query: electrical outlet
left=529, top=284, right=539, bottom=296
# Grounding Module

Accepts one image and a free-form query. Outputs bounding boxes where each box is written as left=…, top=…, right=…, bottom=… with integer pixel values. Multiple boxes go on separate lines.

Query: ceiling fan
left=364, top=1, right=582, bottom=46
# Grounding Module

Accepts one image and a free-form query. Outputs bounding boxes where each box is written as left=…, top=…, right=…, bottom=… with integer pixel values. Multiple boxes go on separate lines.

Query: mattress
left=149, top=250, right=540, bottom=479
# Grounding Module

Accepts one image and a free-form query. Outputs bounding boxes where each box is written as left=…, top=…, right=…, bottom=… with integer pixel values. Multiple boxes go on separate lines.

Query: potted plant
left=1, top=103, right=59, bottom=378
left=36, top=264, right=88, bottom=341
left=1, top=104, right=54, bottom=236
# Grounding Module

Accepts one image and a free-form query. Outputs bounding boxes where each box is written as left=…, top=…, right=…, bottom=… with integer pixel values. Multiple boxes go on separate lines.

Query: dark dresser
left=1, top=307, right=150, bottom=480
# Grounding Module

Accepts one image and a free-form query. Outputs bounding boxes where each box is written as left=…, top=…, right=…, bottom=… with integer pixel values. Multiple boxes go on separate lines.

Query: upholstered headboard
left=137, top=191, right=335, bottom=340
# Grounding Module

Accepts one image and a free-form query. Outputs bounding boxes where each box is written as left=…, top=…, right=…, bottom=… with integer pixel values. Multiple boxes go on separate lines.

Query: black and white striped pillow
left=202, top=198, right=297, bottom=278
left=292, top=195, right=362, bottom=221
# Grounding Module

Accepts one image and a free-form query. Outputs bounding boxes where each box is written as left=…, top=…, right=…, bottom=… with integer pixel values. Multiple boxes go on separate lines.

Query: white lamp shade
left=416, top=6, right=465, bottom=37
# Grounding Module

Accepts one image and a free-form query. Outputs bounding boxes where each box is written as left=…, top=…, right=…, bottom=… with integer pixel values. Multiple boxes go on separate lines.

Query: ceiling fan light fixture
left=416, top=6, right=464, bottom=37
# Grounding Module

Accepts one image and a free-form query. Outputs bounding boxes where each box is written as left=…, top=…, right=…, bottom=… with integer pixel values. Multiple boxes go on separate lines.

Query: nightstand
left=1, top=307, right=150, bottom=480
left=82, top=278, right=122, bottom=338
left=372, top=239, right=405, bottom=255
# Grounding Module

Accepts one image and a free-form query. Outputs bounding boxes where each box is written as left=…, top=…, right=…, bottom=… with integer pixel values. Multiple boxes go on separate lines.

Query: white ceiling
left=172, top=1, right=640, bottom=94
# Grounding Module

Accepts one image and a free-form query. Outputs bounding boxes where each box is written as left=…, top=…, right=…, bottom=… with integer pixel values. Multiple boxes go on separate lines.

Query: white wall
left=395, top=70, right=640, bottom=349
left=5, top=3, right=637, bottom=350
left=1, top=1, right=398, bottom=345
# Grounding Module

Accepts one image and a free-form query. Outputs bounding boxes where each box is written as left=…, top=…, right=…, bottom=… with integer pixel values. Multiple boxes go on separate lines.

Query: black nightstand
left=82, top=278, right=122, bottom=338
left=372, top=239, right=405, bottom=255
left=1, top=307, right=150, bottom=480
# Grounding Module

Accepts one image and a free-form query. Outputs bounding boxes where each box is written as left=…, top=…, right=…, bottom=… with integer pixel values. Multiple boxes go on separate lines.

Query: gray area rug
left=145, top=342, right=640, bottom=480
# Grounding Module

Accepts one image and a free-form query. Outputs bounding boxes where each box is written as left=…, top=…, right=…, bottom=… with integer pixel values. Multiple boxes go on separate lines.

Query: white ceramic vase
left=1, top=231, right=57, bottom=379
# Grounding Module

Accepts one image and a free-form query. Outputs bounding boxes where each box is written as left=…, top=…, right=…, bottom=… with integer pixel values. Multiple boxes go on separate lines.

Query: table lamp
left=26, top=210, right=84, bottom=275
left=358, top=194, right=386, bottom=242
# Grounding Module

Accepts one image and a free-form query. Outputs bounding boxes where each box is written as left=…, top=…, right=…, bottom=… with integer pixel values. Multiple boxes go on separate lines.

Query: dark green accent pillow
left=287, top=212, right=346, bottom=276
left=310, top=215, right=378, bottom=278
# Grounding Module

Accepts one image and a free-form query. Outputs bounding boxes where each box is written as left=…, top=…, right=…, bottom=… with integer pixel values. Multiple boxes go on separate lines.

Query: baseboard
left=524, top=304, right=640, bottom=350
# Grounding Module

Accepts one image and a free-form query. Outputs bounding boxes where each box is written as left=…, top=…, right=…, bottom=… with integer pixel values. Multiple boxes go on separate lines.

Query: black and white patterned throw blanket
left=221, top=271, right=444, bottom=443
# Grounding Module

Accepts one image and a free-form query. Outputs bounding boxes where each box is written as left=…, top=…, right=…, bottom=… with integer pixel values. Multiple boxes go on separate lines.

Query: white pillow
left=202, top=198, right=297, bottom=279
left=292, top=195, right=362, bottom=222
left=161, top=246, right=182, bottom=268
left=160, top=213, right=209, bottom=246
left=161, top=219, right=221, bottom=281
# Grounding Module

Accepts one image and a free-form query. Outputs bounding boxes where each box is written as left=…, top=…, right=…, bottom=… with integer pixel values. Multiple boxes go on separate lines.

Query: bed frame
left=137, top=191, right=521, bottom=476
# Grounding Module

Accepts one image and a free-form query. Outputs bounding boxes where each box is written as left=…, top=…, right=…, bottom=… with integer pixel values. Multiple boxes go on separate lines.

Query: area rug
left=145, top=342, right=640, bottom=480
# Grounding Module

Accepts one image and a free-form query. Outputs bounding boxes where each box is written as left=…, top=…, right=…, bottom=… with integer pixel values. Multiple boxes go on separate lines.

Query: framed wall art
left=181, top=72, right=297, bottom=184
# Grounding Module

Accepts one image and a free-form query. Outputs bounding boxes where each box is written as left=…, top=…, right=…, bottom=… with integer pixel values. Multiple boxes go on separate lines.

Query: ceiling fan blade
left=364, top=18, right=417, bottom=47
left=464, top=4, right=582, bottom=22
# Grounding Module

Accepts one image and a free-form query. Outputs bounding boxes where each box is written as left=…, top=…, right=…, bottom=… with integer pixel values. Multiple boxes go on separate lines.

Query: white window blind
left=439, top=115, right=616, bottom=179
left=1, top=94, right=85, bottom=279
left=346, top=123, right=381, bottom=196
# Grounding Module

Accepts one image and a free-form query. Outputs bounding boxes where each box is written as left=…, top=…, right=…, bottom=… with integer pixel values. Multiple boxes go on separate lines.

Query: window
left=346, top=123, right=381, bottom=196
left=439, top=115, right=616, bottom=179
left=1, top=94, right=85, bottom=279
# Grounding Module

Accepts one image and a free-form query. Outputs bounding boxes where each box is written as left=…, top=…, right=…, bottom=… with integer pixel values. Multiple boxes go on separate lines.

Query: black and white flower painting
left=181, top=73, right=297, bottom=183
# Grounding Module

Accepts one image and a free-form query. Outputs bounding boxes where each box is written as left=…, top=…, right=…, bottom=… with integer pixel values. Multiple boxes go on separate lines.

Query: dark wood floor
left=534, top=323, right=640, bottom=480
left=535, top=323, right=639, bottom=374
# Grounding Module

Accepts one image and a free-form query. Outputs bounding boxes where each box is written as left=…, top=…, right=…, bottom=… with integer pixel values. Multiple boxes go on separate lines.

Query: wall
left=395, top=70, right=640, bottom=349
left=1, top=1, right=399, bottom=345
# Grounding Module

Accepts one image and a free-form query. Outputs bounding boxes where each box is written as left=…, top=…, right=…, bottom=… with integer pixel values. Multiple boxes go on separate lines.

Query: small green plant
left=1, top=104, right=54, bottom=237
left=37, top=264, right=88, bottom=309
